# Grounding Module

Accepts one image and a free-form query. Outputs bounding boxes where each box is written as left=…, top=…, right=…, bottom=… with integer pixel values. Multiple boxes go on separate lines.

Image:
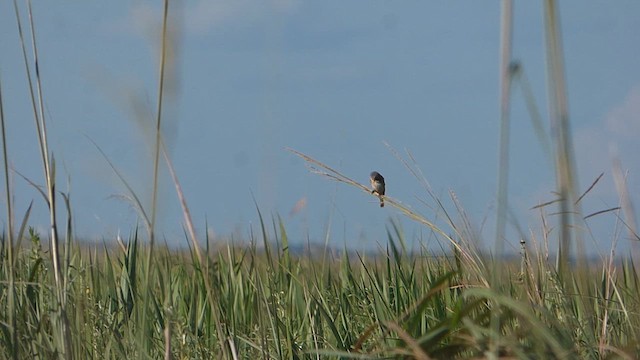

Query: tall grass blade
left=612, top=157, right=640, bottom=261
left=87, top=137, right=151, bottom=232
left=496, top=0, right=513, bottom=258
left=543, top=0, right=582, bottom=273
left=0, top=67, right=18, bottom=360
left=140, top=0, right=170, bottom=355
left=14, top=0, right=72, bottom=356
left=543, top=3, right=598, bottom=352
left=511, top=62, right=553, bottom=161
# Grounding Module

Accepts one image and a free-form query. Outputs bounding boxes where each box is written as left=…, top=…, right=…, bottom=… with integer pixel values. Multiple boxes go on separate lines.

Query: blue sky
left=0, top=2, right=639, bottom=255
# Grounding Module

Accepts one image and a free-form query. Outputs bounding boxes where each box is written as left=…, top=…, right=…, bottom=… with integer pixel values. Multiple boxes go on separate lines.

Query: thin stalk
left=12, top=0, right=46, bottom=172
left=18, top=1, right=72, bottom=357
left=543, top=0, right=582, bottom=273
left=495, top=0, right=513, bottom=258
left=0, top=74, right=18, bottom=360
left=543, top=1, right=595, bottom=349
left=612, top=157, right=639, bottom=262
left=141, top=0, right=170, bottom=355
left=25, top=0, right=62, bottom=289
left=512, top=64, right=552, bottom=161
left=150, top=0, right=170, bottom=246
left=493, top=1, right=513, bottom=356
left=0, top=78, right=14, bottom=266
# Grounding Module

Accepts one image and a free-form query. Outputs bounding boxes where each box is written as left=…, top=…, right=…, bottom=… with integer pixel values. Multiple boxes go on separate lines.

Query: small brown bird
left=370, top=171, right=385, bottom=207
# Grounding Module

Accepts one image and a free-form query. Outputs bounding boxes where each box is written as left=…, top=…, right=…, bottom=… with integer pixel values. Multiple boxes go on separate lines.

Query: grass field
left=2, top=1, right=640, bottom=359
left=1, top=218, right=639, bottom=359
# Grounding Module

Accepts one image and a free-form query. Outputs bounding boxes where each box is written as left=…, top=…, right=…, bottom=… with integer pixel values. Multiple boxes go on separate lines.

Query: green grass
left=0, top=222, right=639, bottom=359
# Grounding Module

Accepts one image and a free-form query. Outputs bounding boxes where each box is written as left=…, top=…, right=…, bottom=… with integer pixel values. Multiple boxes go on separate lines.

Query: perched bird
left=370, top=171, right=385, bottom=207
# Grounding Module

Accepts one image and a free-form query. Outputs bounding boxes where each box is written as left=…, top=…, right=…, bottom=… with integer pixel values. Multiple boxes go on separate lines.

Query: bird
left=370, top=171, right=385, bottom=207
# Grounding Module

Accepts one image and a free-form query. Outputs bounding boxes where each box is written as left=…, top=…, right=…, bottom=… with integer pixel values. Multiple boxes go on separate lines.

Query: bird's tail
left=379, top=197, right=384, bottom=207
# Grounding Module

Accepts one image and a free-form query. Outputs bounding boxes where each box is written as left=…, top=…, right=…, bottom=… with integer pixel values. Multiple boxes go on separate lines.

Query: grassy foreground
left=1, top=222, right=639, bottom=359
